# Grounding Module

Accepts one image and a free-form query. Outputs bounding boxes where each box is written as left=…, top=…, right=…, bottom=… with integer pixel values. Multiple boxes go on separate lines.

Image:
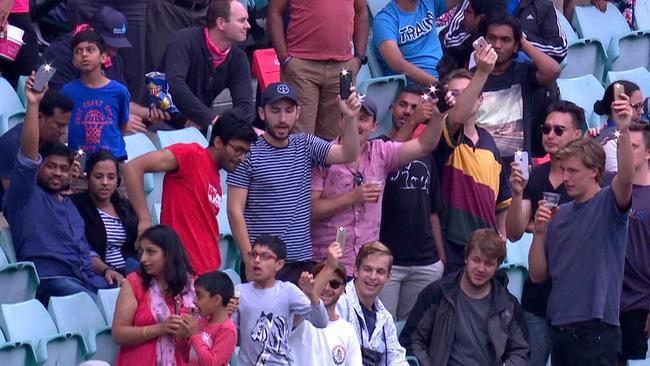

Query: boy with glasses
left=233, top=235, right=342, bottom=365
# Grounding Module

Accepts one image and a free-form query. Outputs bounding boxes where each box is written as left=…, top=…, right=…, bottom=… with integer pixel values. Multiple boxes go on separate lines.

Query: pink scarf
left=204, top=27, right=231, bottom=68
left=149, top=278, right=195, bottom=366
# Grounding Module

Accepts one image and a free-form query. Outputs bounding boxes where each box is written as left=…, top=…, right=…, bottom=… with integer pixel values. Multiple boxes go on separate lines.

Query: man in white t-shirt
left=289, top=262, right=362, bottom=366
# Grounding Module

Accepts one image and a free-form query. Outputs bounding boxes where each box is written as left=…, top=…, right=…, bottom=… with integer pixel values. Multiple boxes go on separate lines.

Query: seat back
left=0, top=327, right=34, bottom=366
left=96, top=288, right=120, bottom=325
left=0, top=259, right=39, bottom=304
left=607, top=32, right=650, bottom=72
left=16, top=75, right=28, bottom=108
left=0, top=78, right=26, bottom=134
left=557, top=75, right=605, bottom=128
left=124, top=133, right=161, bottom=210
left=48, top=293, right=107, bottom=334
left=155, top=127, right=208, bottom=149
left=556, top=9, right=578, bottom=44
left=606, top=67, right=650, bottom=97
left=635, top=0, right=650, bottom=31
left=0, top=226, right=17, bottom=263
left=367, top=0, right=391, bottom=18
left=357, top=75, right=408, bottom=138
left=572, top=5, right=630, bottom=49
left=0, top=300, right=59, bottom=346
left=367, top=33, right=386, bottom=78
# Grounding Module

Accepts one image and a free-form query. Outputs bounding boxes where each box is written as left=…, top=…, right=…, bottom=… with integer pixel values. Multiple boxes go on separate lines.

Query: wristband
left=281, top=55, right=293, bottom=68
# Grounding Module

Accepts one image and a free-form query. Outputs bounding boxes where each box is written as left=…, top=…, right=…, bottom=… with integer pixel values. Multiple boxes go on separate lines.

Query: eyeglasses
left=327, top=280, right=343, bottom=289
left=354, top=171, right=364, bottom=186
left=541, top=124, right=568, bottom=136
left=227, top=143, right=251, bottom=158
left=247, top=251, right=277, bottom=261
left=631, top=102, right=644, bottom=112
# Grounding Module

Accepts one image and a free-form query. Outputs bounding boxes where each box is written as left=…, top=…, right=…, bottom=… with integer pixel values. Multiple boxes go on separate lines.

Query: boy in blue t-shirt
left=62, top=28, right=130, bottom=159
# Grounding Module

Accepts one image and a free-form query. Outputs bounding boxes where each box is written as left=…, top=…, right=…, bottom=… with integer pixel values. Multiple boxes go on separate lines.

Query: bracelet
left=143, top=325, right=149, bottom=338
left=281, top=55, right=293, bottom=67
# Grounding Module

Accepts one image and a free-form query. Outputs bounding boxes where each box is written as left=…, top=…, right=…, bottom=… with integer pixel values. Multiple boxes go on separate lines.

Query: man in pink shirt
left=311, top=96, right=445, bottom=275
left=267, top=0, right=369, bottom=141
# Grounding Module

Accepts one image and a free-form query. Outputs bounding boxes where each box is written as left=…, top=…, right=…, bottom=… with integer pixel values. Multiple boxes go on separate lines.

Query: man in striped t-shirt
left=227, top=82, right=361, bottom=284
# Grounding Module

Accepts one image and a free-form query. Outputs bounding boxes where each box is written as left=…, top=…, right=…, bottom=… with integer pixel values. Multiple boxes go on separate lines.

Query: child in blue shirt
left=62, top=28, right=130, bottom=159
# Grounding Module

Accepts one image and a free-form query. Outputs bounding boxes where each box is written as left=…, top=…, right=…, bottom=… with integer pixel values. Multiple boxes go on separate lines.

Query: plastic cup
left=543, top=192, right=561, bottom=209
left=0, top=24, right=25, bottom=62
left=365, top=178, right=384, bottom=203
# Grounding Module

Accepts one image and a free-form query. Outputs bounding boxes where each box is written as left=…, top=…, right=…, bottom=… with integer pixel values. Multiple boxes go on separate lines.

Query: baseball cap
left=90, top=7, right=132, bottom=49
left=360, top=96, right=377, bottom=118
left=261, top=82, right=299, bottom=106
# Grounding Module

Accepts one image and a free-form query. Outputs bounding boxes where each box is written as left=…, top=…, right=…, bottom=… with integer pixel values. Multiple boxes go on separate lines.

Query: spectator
left=267, top=0, right=369, bottom=140
left=71, top=151, right=139, bottom=276
left=227, top=82, right=361, bottom=284
left=289, top=262, right=363, bottom=366
left=175, top=271, right=238, bottom=366
left=437, top=47, right=511, bottom=274
left=445, top=0, right=567, bottom=64
left=591, top=80, right=644, bottom=173
left=233, top=235, right=338, bottom=365
left=0, top=0, right=38, bottom=88
left=124, top=110, right=257, bottom=275
left=618, top=122, right=650, bottom=365
left=0, top=90, right=72, bottom=204
left=159, top=0, right=253, bottom=130
left=528, top=95, right=635, bottom=365
left=373, top=0, right=462, bottom=86
left=505, top=101, right=584, bottom=366
left=4, top=74, right=122, bottom=305
left=41, top=6, right=170, bottom=134
left=311, top=94, right=444, bottom=276
left=407, top=229, right=530, bottom=365
left=469, top=17, right=561, bottom=160
left=63, top=28, right=130, bottom=159
left=113, top=225, right=195, bottom=365
left=375, top=86, right=446, bottom=321
left=336, top=241, right=409, bottom=366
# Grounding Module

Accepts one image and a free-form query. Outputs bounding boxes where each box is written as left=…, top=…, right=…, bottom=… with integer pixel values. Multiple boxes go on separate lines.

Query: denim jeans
left=524, top=311, right=552, bottom=366
left=551, top=320, right=621, bottom=366
left=36, top=277, right=97, bottom=305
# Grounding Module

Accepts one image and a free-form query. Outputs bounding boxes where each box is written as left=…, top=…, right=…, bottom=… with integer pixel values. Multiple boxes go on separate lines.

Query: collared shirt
left=4, top=151, right=107, bottom=290
left=311, top=139, right=402, bottom=275
left=336, top=281, right=408, bottom=366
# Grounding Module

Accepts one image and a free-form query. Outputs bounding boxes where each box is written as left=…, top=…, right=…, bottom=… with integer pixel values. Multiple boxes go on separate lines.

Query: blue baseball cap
left=90, top=7, right=131, bottom=49
left=261, top=82, right=299, bottom=106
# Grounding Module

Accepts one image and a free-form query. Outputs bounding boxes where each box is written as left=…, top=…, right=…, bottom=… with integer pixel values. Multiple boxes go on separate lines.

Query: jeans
left=379, top=261, right=444, bottom=321
left=524, top=311, right=552, bottom=366
left=551, top=320, right=622, bottom=366
left=36, top=277, right=97, bottom=306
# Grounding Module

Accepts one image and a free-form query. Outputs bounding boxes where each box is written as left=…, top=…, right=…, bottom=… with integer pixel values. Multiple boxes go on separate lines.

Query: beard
left=38, top=178, right=70, bottom=194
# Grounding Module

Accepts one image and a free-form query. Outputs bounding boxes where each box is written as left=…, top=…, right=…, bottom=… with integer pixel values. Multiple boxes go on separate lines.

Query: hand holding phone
left=613, top=83, right=624, bottom=102
left=32, top=64, right=56, bottom=93
left=340, top=69, right=352, bottom=100
left=472, top=36, right=488, bottom=53
left=514, top=151, right=529, bottom=180
left=335, top=227, right=347, bottom=253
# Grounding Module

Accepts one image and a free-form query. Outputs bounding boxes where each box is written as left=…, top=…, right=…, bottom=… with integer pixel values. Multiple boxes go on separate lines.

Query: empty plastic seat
left=0, top=77, right=26, bottom=136
left=499, top=233, right=533, bottom=302
left=155, top=127, right=208, bottom=149
left=357, top=75, right=408, bottom=138
left=0, top=299, right=85, bottom=365
left=557, top=75, right=606, bottom=128
left=16, top=75, right=28, bottom=109
left=152, top=203, right=162, bottom=225
left=636, top=0, right=650, bottom=31
left=96, top=288, right=120, bottom=325
left=367, top=0, right=391, bottom=18
left=48, top=293, right=117, bottom=363
left=123, top=133, right=161, bottom=211
left=219, top=235, right=242, bottom=273
left=0, top=328, right=36, bottom=366
left=0, top=245, right=40, bottom=304
left=606, top=67, right=650, bottom=98
left=556, top=9, right=607, bottom=80
left=0, top=226, right=17, bottom=263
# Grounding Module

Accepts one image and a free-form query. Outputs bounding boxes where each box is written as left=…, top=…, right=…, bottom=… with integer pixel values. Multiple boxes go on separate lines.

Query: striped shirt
left=227, top=134, right=332, bottom=261
left=98, top=209, right=127, bottom=269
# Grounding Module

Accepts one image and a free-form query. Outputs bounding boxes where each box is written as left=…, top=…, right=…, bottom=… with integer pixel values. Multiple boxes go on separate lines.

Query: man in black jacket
left=159, top=0, right=254, bottom=130
left=401, top=228, right=530, bottom=366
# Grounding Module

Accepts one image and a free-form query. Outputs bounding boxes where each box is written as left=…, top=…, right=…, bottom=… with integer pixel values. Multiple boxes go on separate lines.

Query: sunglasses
left=541, top=124, right=568, bottom=136
left=354, top=171, right=364, bottom=186
left=328, top=280, right=343, bottom=289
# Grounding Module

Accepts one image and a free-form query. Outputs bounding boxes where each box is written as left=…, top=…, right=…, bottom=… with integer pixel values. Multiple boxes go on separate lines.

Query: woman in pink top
left=113, top=225, right=195, bottom=366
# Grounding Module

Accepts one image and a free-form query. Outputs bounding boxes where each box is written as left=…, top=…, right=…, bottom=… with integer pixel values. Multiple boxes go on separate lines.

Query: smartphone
left=472, top=36, right=488, bottom=53
left=433, top=83, right=450, bottom=113
left=613, top=83, right=624, bottom=101
left=335, top=227, right=347, bottom=253
left=340, top=69, right=352, bottom=100
left=514, top=151, right=529, bottom=180
left=174, top=296, right=181, bottom=315
left=32, top=64, right=57, bottom=92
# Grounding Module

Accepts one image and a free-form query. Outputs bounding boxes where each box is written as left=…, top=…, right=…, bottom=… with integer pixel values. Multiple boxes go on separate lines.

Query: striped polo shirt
left=227, top=133, right=332, bottom=261
left=97, top=208, right=127, bottom=269
left=435, top=120, right=512, bottom=247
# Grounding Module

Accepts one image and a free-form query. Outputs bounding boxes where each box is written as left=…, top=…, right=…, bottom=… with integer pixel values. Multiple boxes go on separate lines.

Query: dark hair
left=594, top=80, right=641, bottom=116
left=39, top=141, right=73, bottom=164
left=556, top=138, right=606, bottom=182
left=444, top=69, right=474, bottom=84
left=252, top=234, right=286, bottom=261
left=482, top=16, right=522, bottom=45
left=397, top=85, right=426, bottom=97
left=39, top=90, right=73, bottom=117
left=71, top=29, right=107, bottom=53
left=85, top=150, right=119, bottom=176
left=194, top=271, right=234, bottom=306
left=313, top=262, right=347, bottom=282
left=207, top=0, right=234, bottom=28
left=138, top=225, right=195, bottom=296
left=629, top=121, right=650, bottom=150
left=464, top=228, right=507, bottom=265
left=470, top=0, right=506, bottom=17
left=547, top=100, right=586, bottom=130
left=209, top=110, right=258, bottom=146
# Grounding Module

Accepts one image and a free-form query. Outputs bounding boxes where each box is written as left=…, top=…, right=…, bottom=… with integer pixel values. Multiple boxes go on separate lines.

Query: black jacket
left=159, top=26, right=254, bottom=128
left=71, top=192, right=138, bottom=263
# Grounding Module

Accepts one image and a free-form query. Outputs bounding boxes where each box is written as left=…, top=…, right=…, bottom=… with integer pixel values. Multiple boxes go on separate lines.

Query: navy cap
left=261, top=82, right=299, bottom=106
left=360, top=95, right=377, bottom=118
left=90, top=7, right=132, bottom=49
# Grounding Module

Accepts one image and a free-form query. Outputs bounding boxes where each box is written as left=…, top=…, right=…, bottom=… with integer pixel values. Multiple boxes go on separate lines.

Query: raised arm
left=528, top=202, right=552, bottom=283
left=22, top=72, right=44, bottom=161
left=610, top=96, right=634, bottom=211
left=227, top=185, right=253, bottom=279
left=506, top=162, right=531, bottom=241
left=267, top=0, right=290, bottom=64
left=520, top=38, right=561, bottom=87
left=378, top=41, right=438, bottom=86
left=396, top=103, right=444, bottom=166
left=124, top=150, right=179, bottom=234
left=326, top=93, right=361, bottom=165
left=352, top=0, right=369, bottom=68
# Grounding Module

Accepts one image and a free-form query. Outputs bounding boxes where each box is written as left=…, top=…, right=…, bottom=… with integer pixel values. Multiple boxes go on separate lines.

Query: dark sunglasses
left=354, top=171, right=364, bottom=186
left=541, top=124, right=568, bottom=136
left=328, top=280, right=344, bottom=289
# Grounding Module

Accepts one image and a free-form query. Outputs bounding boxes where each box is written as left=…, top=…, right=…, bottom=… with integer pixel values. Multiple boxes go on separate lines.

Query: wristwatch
left=354, top=53, right=368, bottom=65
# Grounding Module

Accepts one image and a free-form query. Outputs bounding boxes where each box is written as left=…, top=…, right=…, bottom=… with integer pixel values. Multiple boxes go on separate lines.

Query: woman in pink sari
left=113, top=225, right=195, bottom=365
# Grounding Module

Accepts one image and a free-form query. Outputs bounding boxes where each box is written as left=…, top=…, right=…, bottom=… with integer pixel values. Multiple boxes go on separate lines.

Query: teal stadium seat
left=0, top=241, right=40, bottom=304
left=96, top=288, right=120, bottom=325
left=16, top=75, right=28, bottom=109
left=0, top=77, right=26, bottom=137
left=499, top=233, right=533, bottom=302
left=556, top=9, right=607, bottom=81
left=0, top=226, right=17, bottom=263
left=124, top=133, right=160, bottom=213
left=367, top=0, right=390, bottom=18
left=0, top=299, right=85, bottom=365
left=0, top=328, right=36, bottom=366
left=606, top=67, right=650, bottom=98
left=155, top=127, right=208, bottom=149
left=48, top=293, right=118, bottom=363
left=636, top=0, right=650, bottom=31
left=223, top=268, right=242, bottom=286
left=557, top=75, right=606, bottom=128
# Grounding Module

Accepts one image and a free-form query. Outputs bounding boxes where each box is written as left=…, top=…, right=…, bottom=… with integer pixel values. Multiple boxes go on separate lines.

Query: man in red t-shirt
left=124, top=111, right=257, bottom=274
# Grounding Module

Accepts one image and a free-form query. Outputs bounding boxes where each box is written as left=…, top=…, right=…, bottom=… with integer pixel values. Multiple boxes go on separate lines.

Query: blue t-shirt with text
left=373, top=0, right=447, bottom=80
left=62, top=79, right=129, bottom=159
